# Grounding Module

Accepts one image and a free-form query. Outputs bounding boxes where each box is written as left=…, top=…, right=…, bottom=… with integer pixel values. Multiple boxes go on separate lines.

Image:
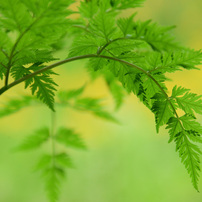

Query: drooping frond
left=11, top=64, right=58, bottom=110
left=166, top=113, right=202, bottom=191
left=174, top=130, right=201, bottom=191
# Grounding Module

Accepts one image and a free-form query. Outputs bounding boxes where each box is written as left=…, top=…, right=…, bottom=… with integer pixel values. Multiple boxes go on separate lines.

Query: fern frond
left=11, top=64, right=58, bottom=110
left=117, top=13, right=136, bottom=37
left=141, top=73, right=167, bottom=101
left=0, top=95, right=33, bottom=118
left=166, top=113, right=201, bottom=191
left=132, top=20, right=179, bottom=51
left=0, top=0, right=32, bottom=33
left=30, top=74, right=57, bottom=111
left=172, top=86, right=202, bottom=115
left=180, top=115, right=202, bottom=135
left=141, top=50, right=202, bottom=73
left=56, top=127, right=86, bottom=150
left=74, top=97, right=119, bottom=123
left=79, top=0, right=98, bottom=19
left=89, top=9, right=117, bottom=42
left=151, top=93, right=174, bottom=132
left=104, top=72, right=125, bottom=110
left=174, top=131, right=201, bottom=191
left=55, top=153, right=74, bottom=169
left=57, top=85, right=85, bottom=103
left=44, top=166, right=64, bottom=202
left=17, top=127, right=49, bottom=150
left=68, top=35, right=99, bottom=57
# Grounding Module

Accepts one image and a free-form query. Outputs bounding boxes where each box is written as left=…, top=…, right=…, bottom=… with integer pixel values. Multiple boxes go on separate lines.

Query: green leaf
left=35, top=154, right=52, bottom=171
left=166, top=117, right=182, bottom=143
left=0, top=0, right=32, bottom=32
left=55, top=153, right=74, bottom=168
left=30, top=73, right=57, bottom=111
left=180, top=115, right=202, bottom=135
left=68, top=35, right=99, bottom=57
left=174, top=131, right=201, bottom=191
left=79, top=0, right=98, bottom=19
left=105, top=75, right=125, bottom=110
left=44, top=166, right=64, bottom=202
left=117, top=13, right=136, bottom=37
left=172, top=86, right=202, bottom=115
left=74, top=97, right=119, bottom=123
left=17, top=127, right=49, bottom=150
left=141, top=73, right=167, bottom=101
left=11, top=64, right=58, bottom=110
left=132, top=20, right=179, bottom=51
left=142, top=50, right=202, bottom=73
left=151, top=93, right=173, bottom=132
left=57, top=85, right=85, bottom=103
left=0, top=95, right=33, bottom=118
left=89, top=9, right=117, bottom=42
left=56, top=127, right=86, bottom=150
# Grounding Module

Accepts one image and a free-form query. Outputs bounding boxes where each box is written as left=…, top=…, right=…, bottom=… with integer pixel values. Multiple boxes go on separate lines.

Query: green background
left=0, top=0, right=202, bottom=201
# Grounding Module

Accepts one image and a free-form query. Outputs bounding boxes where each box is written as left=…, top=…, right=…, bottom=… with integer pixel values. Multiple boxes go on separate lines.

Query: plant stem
left=0, top=53, right=185, bottom=133
left=50, top=111, right=56, bottom=166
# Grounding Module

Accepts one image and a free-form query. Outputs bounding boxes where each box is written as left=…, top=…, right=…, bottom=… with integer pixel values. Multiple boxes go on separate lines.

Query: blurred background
left=0, top=0, right=202, bottom=201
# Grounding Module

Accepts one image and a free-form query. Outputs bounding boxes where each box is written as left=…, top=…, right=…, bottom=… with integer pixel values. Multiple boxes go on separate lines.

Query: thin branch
left=97, top=37, right=136, bottom=55
left=0, top=48, right=9, bottom=59
left=72, top=24, right=90, bottom=33
left=0, top=62, right=7, bottom=69
left=0, top=54, right=97, bottom=95
left=0, top=53, right=185, bottom=131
